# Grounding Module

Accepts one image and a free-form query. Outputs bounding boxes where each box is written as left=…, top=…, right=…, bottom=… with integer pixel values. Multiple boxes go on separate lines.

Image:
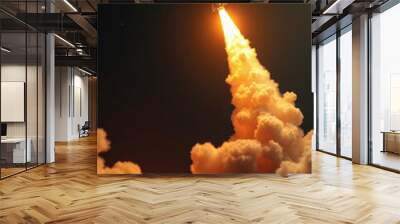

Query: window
left=316, top=25, right=353, bottom=158
left=339, top=28, right=352, bottom=158
left=317, top=35, right=337, bottom=154
left=370, top=2, right=400, bottom=171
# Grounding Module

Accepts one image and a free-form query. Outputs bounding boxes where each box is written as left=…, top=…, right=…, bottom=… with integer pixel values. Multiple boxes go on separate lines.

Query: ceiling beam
left=55, top=55, right=96, bottom=71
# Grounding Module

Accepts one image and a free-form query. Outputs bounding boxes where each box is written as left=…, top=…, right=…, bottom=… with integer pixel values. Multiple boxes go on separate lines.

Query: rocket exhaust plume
left=97, top=128, right=142, bottom=174
left=190, top=8, right=313, bottom=176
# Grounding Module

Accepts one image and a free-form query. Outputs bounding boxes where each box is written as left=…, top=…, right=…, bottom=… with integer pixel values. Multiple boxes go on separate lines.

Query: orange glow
left=97, top=128, right=142, bottom=174
left=218, top=8, right=242, bottom=47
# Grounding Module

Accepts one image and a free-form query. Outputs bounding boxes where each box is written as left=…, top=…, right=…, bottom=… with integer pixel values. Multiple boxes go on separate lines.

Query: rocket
left=211, top=3, right=226, bottom=12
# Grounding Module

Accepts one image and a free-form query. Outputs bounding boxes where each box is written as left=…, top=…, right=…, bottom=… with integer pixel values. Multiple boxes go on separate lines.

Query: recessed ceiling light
left=78, top=67, right=93, bottom=76
left=1, top=47, right=11, bottom=53
left=63, top=0, right=78, bottom=12
left=322, top=0, right=342, bottom=14
left=54, top=34, right=75, bottom=48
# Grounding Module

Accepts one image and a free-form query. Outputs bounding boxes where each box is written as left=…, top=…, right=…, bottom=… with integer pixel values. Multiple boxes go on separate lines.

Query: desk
left=1, top=138, right=31, bottom=163
left=381, top=131, right=400, bottom=154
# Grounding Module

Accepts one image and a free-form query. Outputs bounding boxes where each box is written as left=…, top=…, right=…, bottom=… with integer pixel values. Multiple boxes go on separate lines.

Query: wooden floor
left=1, top=136, right=400, bottom=223
left=372, top=151, right=400, bottom=171
left=1, top=167, right=26, bottom=178
left=1, top=163, right=43, bottom=178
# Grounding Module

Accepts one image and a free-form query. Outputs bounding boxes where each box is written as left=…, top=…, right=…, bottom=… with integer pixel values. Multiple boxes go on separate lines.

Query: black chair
left=78, top=121, right=90, bottom=138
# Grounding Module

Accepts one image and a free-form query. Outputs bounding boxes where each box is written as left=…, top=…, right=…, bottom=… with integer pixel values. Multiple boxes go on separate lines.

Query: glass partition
left=27, top=30, right=38, bottom=169
left=0, top=31, right=28, bottom=177
left=0, top=1, right=46, bottom=179
left=38, top=32, right=45, bottom=165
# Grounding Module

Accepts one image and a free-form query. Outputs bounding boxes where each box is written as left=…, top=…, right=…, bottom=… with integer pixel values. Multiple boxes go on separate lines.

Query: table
left=1, top=138, right=32, bottom=164
left=381, top=131, right=400, bottom=154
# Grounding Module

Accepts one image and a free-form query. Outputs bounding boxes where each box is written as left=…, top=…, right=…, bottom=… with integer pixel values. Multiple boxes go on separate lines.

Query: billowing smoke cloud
left=190, top=9, right=312, bottom=176
left=97, top=128, right=142, bottom=174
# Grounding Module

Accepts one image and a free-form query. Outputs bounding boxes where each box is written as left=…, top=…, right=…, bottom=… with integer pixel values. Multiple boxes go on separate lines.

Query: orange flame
left=218, top=8, right=242, bottom=48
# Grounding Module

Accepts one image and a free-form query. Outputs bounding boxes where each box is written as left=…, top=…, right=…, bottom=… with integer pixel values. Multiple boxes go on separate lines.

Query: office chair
left=79, top=121, right=90, bottom=138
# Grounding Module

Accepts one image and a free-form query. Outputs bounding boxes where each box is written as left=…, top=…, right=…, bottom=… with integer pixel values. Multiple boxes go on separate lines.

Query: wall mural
left=98, top=3, right=312, bottom=175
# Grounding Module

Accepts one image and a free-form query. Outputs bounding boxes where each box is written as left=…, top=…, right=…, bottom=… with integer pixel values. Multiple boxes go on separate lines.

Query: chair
left=78, top=121, right=90, bottom=138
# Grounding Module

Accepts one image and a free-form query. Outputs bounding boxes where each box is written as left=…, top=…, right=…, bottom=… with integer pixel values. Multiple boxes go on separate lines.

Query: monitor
left=1, top=123, right=7, bottom=137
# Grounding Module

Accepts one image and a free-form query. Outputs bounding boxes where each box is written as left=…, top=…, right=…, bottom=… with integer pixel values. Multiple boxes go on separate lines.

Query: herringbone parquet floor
left=1, top=136, right=400, bottom=224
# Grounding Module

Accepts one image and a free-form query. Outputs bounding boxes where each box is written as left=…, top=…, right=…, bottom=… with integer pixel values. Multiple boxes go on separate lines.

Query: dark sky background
left=98, top=3, right=312, bottom=173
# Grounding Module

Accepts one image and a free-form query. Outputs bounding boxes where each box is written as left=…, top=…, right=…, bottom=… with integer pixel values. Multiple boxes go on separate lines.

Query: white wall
left=55, top=66, right=70, bottom=141
left=55, top=67, right=89, bottom=141
left=1, top=64, right=42, bottom=137
left=1, top=65, right=26, bottom=140
left=72, top=73, right=89, bottom=138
